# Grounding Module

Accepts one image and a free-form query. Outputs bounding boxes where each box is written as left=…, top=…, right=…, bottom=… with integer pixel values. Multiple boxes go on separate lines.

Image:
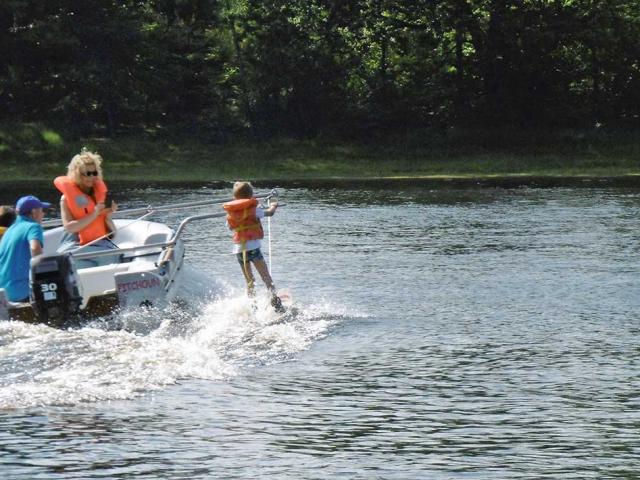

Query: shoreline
left=2, top=126, right=639, bottom=185
left=253, top=174, right=640, bottom=189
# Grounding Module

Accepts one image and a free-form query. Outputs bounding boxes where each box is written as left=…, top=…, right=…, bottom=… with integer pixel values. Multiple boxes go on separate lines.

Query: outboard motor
left=30, top=254, right=82, bottom=327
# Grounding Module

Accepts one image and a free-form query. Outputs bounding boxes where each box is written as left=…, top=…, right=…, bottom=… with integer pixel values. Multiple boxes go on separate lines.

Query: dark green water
left=1, top=183, right=639, bottom=478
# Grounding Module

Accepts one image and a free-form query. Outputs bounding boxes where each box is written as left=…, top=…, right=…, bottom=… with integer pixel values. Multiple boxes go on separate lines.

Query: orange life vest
left=223, top=198, right=264, bottom=244
left=54, top=176, right=109, bottom=245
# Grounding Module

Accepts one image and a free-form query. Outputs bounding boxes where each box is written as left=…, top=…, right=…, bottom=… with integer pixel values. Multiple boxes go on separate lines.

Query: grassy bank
left=1, top=123, right=639, bottom=182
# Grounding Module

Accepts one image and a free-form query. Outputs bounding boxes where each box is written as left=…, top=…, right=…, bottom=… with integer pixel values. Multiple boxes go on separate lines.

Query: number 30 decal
left=41, top=283, right=58, bottom=292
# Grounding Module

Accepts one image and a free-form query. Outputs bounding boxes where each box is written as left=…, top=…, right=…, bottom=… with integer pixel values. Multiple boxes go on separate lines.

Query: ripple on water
left=0, top=185, right=639, bottom=478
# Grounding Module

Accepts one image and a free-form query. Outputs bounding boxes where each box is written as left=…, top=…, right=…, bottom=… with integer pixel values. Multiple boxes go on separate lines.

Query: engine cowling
left=30, top=254, right=82, bottom=327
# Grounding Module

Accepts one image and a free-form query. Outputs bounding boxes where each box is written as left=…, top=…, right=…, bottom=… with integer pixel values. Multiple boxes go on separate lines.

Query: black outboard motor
left=30, top=254, right=82, bottom=327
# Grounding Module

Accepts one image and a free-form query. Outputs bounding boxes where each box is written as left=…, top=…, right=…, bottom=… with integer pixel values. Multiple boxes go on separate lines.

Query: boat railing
left=42, top=189, right=277, bottom=229
left=68, top=196, right=285, bottom=262
left=65, top=188, right=279, bottom=262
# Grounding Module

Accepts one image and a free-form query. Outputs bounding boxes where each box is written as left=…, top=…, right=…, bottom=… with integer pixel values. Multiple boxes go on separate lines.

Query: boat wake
left=0, top=267, right=360, bottom=409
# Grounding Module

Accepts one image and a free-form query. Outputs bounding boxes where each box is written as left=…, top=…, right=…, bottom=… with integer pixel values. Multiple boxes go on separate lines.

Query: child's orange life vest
left=223, top=198, right=264, bottom=244
left=54, top=175, right=109, bottom=245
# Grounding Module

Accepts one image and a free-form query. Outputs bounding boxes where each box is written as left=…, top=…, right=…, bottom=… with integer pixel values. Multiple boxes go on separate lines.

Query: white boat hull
left=0, top=219, right=185, bottom=326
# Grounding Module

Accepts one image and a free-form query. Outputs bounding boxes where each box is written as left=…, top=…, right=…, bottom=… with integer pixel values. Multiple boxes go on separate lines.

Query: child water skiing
left=223, top=182, right=285, bottom=312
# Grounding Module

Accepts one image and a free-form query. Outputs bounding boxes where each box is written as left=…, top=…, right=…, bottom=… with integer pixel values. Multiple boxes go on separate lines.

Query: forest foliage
left=1, top=0, right=639, bottom=140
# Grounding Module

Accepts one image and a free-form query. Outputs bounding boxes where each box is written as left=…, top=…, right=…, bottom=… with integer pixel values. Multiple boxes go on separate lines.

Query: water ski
left=270, top=288, right=292, bottom=314
left=278, top=288, right=292, bottom=307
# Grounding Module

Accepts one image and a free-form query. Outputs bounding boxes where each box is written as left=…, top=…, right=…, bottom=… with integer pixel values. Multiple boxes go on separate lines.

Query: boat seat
left=144, top=233, right=170, bottom=245
left=115, top=241, right=143, bottom=252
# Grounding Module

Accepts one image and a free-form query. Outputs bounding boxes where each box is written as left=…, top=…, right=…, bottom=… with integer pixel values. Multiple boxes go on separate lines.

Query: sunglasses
left=82, top=171, right=99, bottom=177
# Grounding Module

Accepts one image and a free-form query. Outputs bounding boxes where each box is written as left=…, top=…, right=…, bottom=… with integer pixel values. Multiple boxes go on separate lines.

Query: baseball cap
left=16, top=195, right=52, bottom=215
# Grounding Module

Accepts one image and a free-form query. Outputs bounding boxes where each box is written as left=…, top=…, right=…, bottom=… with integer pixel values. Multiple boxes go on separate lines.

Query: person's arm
left=263, top=201, right=278, bottom=217
left=60, top=196, right=106, bottom=233
left=104, top=200, right=118, bottom=234
left=28, top=224, right=44, bottom=257
left=30, top=238, right=42, bottom=257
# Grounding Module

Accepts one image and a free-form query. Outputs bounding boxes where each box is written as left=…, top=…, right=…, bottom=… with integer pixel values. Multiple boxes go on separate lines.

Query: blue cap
left=16, top=195, right=52, bottom=215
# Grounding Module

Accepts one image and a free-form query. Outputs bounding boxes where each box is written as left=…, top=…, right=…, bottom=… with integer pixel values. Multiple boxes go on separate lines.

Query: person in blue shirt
left=0, top=195, right=51, bottom=302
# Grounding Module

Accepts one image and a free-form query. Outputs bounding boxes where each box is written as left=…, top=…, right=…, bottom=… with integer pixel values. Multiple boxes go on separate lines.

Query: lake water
left=1, top=182, right=639, bottom=479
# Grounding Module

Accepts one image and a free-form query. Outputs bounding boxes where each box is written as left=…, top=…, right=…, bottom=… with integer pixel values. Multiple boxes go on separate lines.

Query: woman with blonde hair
left=54, top=148, right=118, bottom=266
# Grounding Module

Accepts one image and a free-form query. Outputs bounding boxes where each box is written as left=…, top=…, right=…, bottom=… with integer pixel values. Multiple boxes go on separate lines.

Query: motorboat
left=2, top=218, right=186, bottom=327
left=0, top=190, right=277, bottom=327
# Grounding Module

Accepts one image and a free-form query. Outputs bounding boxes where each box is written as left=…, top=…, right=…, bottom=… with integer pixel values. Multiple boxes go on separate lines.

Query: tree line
left=1, top=0, right=638, bottom=139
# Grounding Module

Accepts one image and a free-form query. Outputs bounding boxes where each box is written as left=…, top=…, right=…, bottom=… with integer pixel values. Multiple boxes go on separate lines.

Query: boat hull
left=0, top=219, right=185, bottom=327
